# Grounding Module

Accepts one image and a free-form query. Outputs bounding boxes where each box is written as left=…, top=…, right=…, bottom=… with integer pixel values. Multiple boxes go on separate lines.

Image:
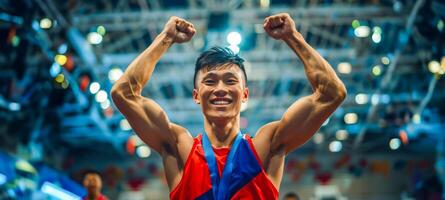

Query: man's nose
left=214, top=81, right=228, bottom=96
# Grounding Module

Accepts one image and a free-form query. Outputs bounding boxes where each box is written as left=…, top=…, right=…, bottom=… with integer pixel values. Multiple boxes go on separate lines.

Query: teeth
left=213, top=101, right=229, bottom=105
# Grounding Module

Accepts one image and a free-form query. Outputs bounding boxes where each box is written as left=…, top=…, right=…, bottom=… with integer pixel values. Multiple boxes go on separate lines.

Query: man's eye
left=227, top=79, right=237, bottom=84
left=204, top=80, right=215, bottom=84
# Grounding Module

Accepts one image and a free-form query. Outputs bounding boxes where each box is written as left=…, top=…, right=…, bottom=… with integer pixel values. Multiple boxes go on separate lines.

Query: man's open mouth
left=210, top=98, right=233, bottom=105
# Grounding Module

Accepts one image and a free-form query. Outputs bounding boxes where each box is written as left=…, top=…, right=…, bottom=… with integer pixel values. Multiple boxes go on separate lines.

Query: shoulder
left=251, top=121, right=280, bottom=165
left=170, top=123, right=193, bottom=142
left=168, top=122, right=194, bottom=145
left=253, top=121, right=280, bottom=142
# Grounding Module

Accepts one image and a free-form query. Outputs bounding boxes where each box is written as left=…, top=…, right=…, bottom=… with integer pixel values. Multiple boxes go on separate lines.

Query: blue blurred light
left=381, top=94, right=390, bottom=104
left=227, top=31, right=242, bottom=45
left=8, top=102, right=21, bottom=111
left=393, top=1, right=402, bottom=12
left=58, top=44, right=68, bottom=54
left=41, top=182, right=81, bottom=200
left=0, top=173, right=6, bottom=185
left=50, top=63, right=61, bottom=77
left=32, top=20, right=40, bottom=30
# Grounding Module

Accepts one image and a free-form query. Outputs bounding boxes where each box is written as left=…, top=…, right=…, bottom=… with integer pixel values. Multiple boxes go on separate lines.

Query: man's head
left=193, top=46, right=249, bottom=121
left=193, top=46, right=247, bottom=88
left=82, top=170, right=103, bottom=194
left=283, top=192, right=300, bottom=200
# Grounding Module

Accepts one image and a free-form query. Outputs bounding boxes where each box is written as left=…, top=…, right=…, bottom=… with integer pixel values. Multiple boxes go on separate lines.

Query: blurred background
left=1, top=0, right=445, bottom=199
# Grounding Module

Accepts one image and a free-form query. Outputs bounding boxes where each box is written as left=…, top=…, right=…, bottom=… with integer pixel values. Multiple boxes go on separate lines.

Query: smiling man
left=111, top=13, right=346, bottom=200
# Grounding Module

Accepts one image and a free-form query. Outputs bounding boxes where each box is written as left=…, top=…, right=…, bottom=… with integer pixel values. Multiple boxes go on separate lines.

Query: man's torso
left=169, top=134, right=280, bottom=199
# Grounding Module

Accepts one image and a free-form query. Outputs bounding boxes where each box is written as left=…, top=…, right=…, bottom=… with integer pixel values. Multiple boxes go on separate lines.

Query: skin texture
left=111, top=13, right=346, bottom=192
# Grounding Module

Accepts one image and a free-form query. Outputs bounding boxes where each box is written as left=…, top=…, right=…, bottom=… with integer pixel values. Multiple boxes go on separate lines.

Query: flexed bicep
left=262, top=13, right=346, bottom=154
left=110, top=16, right=196, bottom=155
left=112, top=86, right=176, bottom=153
left=270, top=93, right=342, bottom=154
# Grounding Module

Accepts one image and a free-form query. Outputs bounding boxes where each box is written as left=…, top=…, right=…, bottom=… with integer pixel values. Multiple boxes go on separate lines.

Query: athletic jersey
left=170, top=134, right=278, bottom=200
left=82, top=194, right=108, bottom=200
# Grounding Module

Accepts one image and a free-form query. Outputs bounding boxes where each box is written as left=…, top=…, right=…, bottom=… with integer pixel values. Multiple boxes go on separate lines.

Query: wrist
left=158, top=31, right=175, bottom=47
left=283, top=31, right=305, bottom=44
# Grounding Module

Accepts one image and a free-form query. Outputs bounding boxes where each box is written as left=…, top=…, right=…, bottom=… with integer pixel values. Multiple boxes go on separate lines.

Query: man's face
left=83, top=173, right=102, bottom=192
left=193, top=64, right=249, bottom=121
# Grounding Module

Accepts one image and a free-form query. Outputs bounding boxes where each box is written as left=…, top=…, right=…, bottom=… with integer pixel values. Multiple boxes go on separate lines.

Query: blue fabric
left=202, top=133, right=221, bottom=198
left=201, top=134, right=262, bottom=200
left=217, top=134, right=243, bottom=200
left=202, top=132, right=242, bottom=200
left=196, top=189, right=215, bottom=200
left=226, top=139, right=262, bottom=198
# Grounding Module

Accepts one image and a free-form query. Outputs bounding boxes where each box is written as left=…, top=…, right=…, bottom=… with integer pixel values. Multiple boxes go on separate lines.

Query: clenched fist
left=263, top=13, right=297, bottom=40
left=162, top=16, right=196, bottom=43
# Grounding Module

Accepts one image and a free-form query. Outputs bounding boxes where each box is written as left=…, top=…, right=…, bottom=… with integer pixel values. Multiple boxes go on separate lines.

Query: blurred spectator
left=82, top=170, right=108, bottom=200
left=283, top=191, right=300, bottom=200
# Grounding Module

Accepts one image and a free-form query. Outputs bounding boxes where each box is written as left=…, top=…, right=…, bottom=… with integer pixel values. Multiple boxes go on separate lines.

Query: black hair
left=82, top=170, right=102, bottom=180
left=284, top=192, right=300, bottom=200
left=193, top=46, right=247, bottom=88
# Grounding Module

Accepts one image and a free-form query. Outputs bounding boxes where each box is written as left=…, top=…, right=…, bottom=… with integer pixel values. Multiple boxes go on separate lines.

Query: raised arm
left=111, top=17, right=195, bottom=155
left=262, top=13, right=347, bottom=154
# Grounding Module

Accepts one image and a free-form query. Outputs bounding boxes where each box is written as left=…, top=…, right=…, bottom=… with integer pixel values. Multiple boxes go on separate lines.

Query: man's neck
left=204, top=116, right=240, bottom=148
left=86, top=191, right=100, bottom=200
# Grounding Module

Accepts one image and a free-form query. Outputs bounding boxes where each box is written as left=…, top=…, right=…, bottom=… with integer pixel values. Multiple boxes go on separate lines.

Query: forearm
left=113, top=32, right=173, bottom=97
left=284, top=32, right=346, bottom=101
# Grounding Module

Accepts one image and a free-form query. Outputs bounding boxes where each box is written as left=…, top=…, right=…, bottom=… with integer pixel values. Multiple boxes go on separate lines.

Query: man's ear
left=193, top=88, right=200, bottom=104
left=242, top=87, right=249, bottom=103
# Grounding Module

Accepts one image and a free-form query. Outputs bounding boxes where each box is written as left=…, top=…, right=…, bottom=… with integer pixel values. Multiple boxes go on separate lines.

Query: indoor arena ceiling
left=0, top=0, right=444, bottom=161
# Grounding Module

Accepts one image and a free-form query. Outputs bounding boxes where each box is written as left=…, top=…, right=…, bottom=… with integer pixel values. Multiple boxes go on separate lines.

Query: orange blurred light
left=399, top=130, right=409, bottom=145
left=64, top=54, right=74, bottom=71
left=126, top=136, right=136, bottom=155
left=79, top=75, right=90, bottom=91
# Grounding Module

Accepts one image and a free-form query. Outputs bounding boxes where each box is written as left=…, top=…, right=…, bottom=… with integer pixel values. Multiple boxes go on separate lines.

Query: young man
left=82, top=171, right=109, bottom=200
left=111, top=13, right=346, bottom=199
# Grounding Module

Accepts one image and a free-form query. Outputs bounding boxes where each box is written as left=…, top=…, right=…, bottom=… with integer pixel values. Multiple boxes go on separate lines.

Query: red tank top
left=82, top=194, right=108, bottom=200
left=170, top=134, right=278, bottom=200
